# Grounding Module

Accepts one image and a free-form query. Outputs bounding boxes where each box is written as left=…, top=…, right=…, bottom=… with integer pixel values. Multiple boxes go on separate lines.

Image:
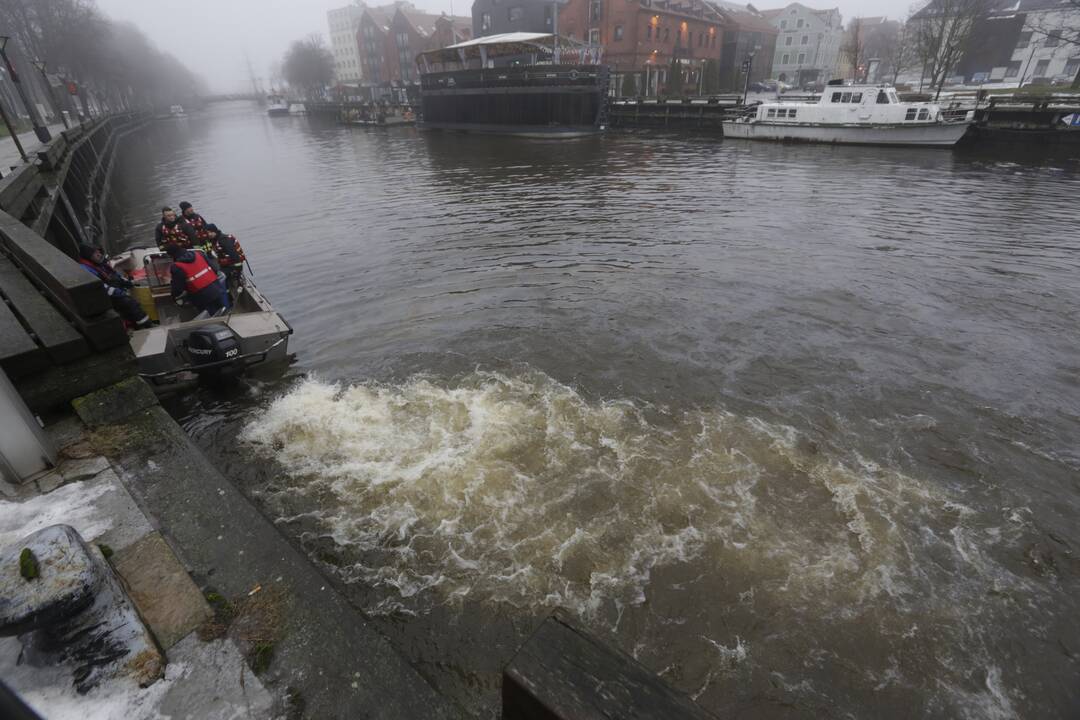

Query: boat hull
left=267, top=107, right=290, bottom=117
left=722, top=120, right=971, bottom=146
left=417, top=121, right=601, bottom=138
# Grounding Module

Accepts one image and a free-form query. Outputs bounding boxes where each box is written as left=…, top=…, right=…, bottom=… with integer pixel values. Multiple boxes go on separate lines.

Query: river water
left=107, top=100, right=1080, bottom=718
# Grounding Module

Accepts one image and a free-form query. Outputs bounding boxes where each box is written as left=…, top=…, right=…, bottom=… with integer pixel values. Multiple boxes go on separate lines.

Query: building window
left=615, top=24, right=624, bottom=40
left=646, top=25, right=652, bottom=38
left=664, top=27, right=670, bottom=41
left=1044, top=34, right=1058, bottom=47
left=590, top=1, right=602, bottom=21
left=782, top=53, right=789, bottom=64
left=801, top=35, right=808, bottom=44
left=688, top=31, right=693, bottom=46
left=1034, top=59, right=1050, bottom=76
left=785, top=35, right=793, bottom=45
left=396, top=31, right=408, bottom=48
left=1016, top=31, right=1032, bottom=49
left=509, top=6, right=523, bottom=21
left=698, top=32, right=702, bottom=47
left=545, top=5, right=553, bottom=27
left=780, top=19, right=787, bottom=28
left=589, top=28, right=600, bottom=43
left=797, top=18, right=804, bottom=28
left=482, top=12, right=491, bottom=30
left=798, top=52, right=805, bottom=63
left=1065, top=57, right=1080, bottom=77
left=1004, top=61, right=1021, bottom=77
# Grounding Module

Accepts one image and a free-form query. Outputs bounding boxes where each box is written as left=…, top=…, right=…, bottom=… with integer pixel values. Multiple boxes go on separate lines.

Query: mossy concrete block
left=112, top=532, right=212, bottom=650
left=17, top=346, right=136, bottom=415
left=72, top=376, right=158, bottom=428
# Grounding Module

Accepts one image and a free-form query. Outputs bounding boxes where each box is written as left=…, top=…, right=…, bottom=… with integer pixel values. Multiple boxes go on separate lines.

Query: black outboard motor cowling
left=185, top=323, right=240, bottom=372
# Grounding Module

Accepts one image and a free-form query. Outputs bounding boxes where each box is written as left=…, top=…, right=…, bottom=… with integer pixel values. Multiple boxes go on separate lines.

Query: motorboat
left=267, top=94, right=290, bottom=116
left=109, top=247, right=292, bottom=393
left=722, top=83, right=974, bottom=147
left=168, top=104, right=186, bottom=118
left=288, top=102, right=307, bottom=115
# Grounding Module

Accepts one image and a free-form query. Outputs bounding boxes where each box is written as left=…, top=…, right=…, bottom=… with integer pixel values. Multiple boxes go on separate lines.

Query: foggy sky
left=96, top=0, right=916, bottom=93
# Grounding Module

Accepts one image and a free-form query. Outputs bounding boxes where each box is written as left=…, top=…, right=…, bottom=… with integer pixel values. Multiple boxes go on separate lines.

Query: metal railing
left=421, top=66, right=603, bottom=91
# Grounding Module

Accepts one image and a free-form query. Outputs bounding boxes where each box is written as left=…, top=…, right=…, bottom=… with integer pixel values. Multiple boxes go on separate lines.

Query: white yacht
left=723, top=84, right=974, bottom=147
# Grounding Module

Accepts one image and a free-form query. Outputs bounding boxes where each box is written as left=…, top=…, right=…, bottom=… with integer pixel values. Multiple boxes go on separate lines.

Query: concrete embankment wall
left=0, top=114, right=150, bottom=415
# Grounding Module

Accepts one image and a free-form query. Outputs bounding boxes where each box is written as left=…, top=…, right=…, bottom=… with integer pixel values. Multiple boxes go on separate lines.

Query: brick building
left=557, top=0, right=725, bottom=95
left=358, top=2, right=471, bottom=85
left=709, top=1, right=777, bottom=89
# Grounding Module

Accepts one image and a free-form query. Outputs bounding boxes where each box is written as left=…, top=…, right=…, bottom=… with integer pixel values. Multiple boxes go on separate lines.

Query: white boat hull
left=722, top=120, right=971, bottom=146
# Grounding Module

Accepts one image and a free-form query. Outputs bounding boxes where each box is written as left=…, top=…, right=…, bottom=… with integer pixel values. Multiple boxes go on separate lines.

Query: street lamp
left=32, top=60, right=70, bottom=130
left=0, top=36, right=51, bottom=143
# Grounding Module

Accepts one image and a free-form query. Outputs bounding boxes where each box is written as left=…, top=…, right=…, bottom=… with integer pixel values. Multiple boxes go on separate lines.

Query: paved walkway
left=0, top=122, right=69, bottom=170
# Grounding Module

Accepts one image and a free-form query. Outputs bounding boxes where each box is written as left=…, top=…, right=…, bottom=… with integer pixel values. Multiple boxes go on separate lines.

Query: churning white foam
left=242, top=370, right=1027, bottom=621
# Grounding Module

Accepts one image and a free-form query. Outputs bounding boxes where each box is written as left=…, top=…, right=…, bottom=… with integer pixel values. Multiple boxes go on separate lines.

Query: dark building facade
left=471, top=0, right=556, bottom=37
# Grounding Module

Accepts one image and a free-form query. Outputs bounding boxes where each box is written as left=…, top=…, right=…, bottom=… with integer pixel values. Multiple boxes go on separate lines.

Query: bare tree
left=911, top=0, right=987, bottom=99
left=886, top=19, right=919, bottom=84
left=841, top=18, right=865, bottom=81
left=1021, top=0, right=1080, bottom=88
left=0, top=0, right=204, bottom=112
left=282, top=35, right=334, bottom=100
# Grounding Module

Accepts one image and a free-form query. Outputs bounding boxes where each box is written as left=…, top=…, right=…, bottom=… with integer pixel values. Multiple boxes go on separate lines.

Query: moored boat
left=110, top=246, right=292, bottom=393
left=723, top=83, right=973, bottom=147
left=267, top=93, right=290, bottom=116
left=416, top=32, right=608, bottom=138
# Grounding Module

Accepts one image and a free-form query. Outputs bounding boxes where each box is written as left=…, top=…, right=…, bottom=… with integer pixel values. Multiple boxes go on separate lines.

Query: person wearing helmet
left=77, top=244, right=153, bottom=329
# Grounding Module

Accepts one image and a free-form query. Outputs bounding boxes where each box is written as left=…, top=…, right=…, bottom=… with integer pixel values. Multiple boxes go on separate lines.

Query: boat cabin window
left=788, top=109, right=797, bottom=119
left=877, top=90, right=889, bottom=104
left=917, top=108, right=929, bottom=120
left=767, top=108, right=776, bottom=118
left=851, top=92, right=862, bottom=103
left=905, top=108, right=917, bottom=121
left=840, top=92, right=851, bottom=103
left=888, top=92, right=899, bottom=104
left=831, top=92, right=841, bottom=103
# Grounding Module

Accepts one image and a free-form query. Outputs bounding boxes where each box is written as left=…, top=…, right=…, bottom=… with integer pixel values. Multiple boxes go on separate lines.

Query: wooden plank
left=0, top=255, right=87, bottom=363
left=0, top=210, right=110, bottom=317
left=0, top=295, right=43, bottom=378
left=502, top=612, right=717, bottom=720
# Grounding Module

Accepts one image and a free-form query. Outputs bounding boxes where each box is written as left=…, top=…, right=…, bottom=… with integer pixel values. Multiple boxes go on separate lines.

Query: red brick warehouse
left=558, top=0, right=726, bottom=95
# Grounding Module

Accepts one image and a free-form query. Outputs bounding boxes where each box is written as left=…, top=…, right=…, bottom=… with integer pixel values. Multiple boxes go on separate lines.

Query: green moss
left=98, top=544, right=114, bottom=559
left=19, top=548, right=39, bottom=580
left=249, top=641, right=275, bottom=674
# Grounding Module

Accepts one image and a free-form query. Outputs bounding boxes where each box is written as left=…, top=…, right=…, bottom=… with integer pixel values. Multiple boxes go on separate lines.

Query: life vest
left=78, top=257, right=122, bottom=285
left=214, top=234, right=247, bottom=268
left=185, top=213, right=212, bottom=242
left=159, top=220, right=192, bottom=250
left=174, top=251, right=218, bottom=294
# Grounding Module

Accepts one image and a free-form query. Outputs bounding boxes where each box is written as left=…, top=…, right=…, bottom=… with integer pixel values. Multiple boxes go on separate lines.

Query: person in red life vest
left=178, top=201, right=214, bottom=249
left=77, top=244, right=153, bottom=329
left=155, top=206, right=198, bottom=251
left=165, top=244, right=229, bottom=316
left=204, top=224, right=246, bottom=286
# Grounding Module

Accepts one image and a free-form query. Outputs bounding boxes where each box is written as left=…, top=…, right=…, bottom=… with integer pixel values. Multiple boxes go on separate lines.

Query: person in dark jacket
left=165, top=244, right=229, bottom=316
left=77, top=245, right=153, bottom=329
left=178, top=201, right=214, bottom=248
left=204, top=224, right=246, bottom=287
left=155, top=206, right=198, bottom=251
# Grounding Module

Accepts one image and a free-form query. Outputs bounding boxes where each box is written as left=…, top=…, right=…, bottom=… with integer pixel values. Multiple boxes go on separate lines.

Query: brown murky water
left=108, top=101, right=1080, bottom=718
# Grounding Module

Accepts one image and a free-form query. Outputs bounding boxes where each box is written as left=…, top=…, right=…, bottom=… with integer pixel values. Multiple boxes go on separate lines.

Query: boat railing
left=420, top=65, right=602, bottom=91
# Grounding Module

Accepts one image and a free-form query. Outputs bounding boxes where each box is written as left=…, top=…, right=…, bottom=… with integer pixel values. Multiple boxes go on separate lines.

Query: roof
left=417, top=32, right=592, bottom=64
left=707, top=1, right=779, bottom=32
left=400, top=9, right=471, bottom=38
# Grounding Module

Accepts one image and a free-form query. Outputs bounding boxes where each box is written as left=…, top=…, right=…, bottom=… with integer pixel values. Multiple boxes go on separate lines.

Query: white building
left=328, top=3, right=366, bottom=83
left=999, top=5, right=1080, bottom=85
left=761, top=2, right=844, bottom=87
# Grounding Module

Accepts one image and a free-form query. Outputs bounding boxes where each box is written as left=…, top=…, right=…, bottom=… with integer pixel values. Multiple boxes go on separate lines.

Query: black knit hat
left=179, top=201, right=192, bottom=211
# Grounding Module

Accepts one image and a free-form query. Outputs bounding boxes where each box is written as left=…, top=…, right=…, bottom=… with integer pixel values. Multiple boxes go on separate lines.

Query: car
left=748, top=82, right=769, bottom=92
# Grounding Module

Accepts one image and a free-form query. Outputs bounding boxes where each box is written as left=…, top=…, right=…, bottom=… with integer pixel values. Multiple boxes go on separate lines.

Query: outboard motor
left=185, top=323, right=240, bottom=375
